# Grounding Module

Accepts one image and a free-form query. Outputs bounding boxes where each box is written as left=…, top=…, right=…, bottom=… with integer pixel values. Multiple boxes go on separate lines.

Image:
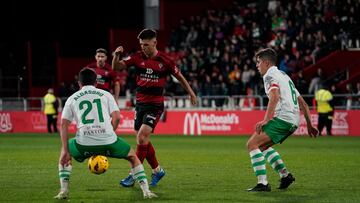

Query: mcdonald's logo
left=183, top=113, right=201, bottom=136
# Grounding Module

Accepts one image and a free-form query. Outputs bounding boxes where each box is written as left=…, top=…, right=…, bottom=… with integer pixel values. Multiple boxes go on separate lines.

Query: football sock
left=146, top=142, right=159, bottom=170
left=263, top=147, right=289, bottom=178
left=250, top=149, right=268, bottom=185
left=136, top=144, right=148, bottom=163
left=132, top=164, right=150, bottom=192
left=58, top=164, right=72, bottom=192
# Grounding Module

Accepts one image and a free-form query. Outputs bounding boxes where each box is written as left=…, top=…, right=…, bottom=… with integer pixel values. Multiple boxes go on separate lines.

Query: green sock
left=263, top=147, right=289, bottom=178
left=249, top=149, right=268, bottom=185
left=132, top=164, right=150, bottom=192
left=58, top=164, right=72, bottom=192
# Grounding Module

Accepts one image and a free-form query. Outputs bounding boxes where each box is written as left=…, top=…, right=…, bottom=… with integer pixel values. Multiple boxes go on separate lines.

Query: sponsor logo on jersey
left=146, top=68, right=153, bottom=74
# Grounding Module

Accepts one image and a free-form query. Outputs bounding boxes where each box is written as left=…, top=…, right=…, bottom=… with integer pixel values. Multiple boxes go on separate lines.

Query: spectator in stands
left=309, top=68, right=325, bottom=94
left=43, top=88, right=58, bottom=133
left=239, top=87, right=256, bottom=111
left=315, top=85, right=334, bottom=136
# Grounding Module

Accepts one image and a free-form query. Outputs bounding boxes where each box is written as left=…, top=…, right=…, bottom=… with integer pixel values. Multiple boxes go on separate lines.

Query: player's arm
left=59, top=118, right=72, bottom=166
left=298, top=95, right=319, bottom=137
left=173, top=73, right=197, bottom=105
left=256, top=88, right=279, bottom=134
left=112, top=46, right=127, bottom=71
left=114, top=81, right=120, bottom=104
left=110, top=110, right=121, bottom=131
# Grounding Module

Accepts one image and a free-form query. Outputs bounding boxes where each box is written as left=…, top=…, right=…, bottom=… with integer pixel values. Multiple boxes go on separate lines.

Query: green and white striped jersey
left=263, top=66, right=300, bottom=126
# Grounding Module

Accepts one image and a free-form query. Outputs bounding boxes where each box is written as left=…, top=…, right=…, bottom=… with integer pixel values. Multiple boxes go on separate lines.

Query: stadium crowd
left=57, top=0, right=360, bottom=109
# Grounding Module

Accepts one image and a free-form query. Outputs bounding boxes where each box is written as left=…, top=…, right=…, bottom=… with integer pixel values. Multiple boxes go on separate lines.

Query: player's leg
left=137, top=123, right=165, bottom=186
left=110, top=137, right=156, bottom=198
left=246, top=131, right=273, bottom=192
left=262, top=147, right=295, bottom=189
left=125, top=149, right=157, bottom=199
left=137, top=105, right=165, bottom=186
left=261, top=117, right=297, bottom=189
left=54, top=138, right=81, bottom=199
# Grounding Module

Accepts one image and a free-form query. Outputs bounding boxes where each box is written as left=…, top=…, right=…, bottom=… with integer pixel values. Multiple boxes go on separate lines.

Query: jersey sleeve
left=264, top=72, right=279, bottom=92
left=61, top=99, right=74, bottom=122
left=168, top=60, right=180, bottom=75
left=123, top=54, right=136, bottom=67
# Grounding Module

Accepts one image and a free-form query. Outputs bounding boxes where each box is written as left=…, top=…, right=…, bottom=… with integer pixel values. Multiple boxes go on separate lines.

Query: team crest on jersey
left=158, top=63, right=163, bottom=69
left=146, top=68, right=153, bottom=74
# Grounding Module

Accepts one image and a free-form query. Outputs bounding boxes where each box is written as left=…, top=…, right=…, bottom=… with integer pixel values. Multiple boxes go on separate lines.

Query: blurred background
left=0, top=0, right=359, bottom=134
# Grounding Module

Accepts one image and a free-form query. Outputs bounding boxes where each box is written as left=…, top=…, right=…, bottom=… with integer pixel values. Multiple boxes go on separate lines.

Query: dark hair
left=137, top=29, right=157, bottom=40
left=96, top=48, right=107, bottom=55
left=79, top=67, right=97, bottom=86
left=255, top=48, right=277, bottom=65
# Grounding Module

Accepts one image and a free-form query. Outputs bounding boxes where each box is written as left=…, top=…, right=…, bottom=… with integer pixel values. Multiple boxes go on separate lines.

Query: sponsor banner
left=1, top=110, right=359, bottom=136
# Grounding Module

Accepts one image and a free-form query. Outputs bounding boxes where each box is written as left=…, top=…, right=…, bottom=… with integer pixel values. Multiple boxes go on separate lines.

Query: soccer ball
left=88, top=155, right=109, bottom=175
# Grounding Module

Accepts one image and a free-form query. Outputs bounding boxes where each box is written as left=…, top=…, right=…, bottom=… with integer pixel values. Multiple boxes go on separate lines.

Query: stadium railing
left=0, top=94, right=359, bottom=111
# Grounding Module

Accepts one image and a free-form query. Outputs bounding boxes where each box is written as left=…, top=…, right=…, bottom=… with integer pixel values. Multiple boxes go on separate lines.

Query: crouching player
left=54, top=68, right=157, bottom=199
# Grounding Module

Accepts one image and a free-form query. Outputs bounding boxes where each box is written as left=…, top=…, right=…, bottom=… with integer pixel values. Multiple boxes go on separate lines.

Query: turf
left=0, top=133, right=359, bottom=202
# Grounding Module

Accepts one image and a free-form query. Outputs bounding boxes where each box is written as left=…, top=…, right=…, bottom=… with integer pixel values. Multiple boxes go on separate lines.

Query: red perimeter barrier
left=1, top=110, right=359, bottom=136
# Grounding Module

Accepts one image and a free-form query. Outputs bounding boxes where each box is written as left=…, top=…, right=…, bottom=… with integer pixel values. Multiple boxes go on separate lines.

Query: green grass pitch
left=0, top=133, right=360, bottom=202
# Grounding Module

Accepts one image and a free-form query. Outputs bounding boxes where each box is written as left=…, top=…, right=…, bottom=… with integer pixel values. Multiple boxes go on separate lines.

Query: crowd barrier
left=1, top=110, right=359, bottom=136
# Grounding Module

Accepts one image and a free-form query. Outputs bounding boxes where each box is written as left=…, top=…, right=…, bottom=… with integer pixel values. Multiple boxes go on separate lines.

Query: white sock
left=249, top=149, right=268, bottom=185
left=152, top=165, right=162, bottom=174
left=58, top=164, right=72, bottom=192
left=132, top=164, right=150, bottom=192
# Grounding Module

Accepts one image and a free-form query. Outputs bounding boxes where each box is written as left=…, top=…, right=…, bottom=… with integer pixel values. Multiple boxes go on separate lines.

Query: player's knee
left=246, top=139, right=258, bottom=151
left=137, top=132, right=150, bottom=144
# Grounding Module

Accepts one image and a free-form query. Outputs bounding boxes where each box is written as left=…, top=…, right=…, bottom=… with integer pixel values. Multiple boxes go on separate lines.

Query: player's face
left=256, top=57, right=268, bottom=76
left=95, top=53, right=107, bottom=67
left=139, top=38, right=157, bottom=57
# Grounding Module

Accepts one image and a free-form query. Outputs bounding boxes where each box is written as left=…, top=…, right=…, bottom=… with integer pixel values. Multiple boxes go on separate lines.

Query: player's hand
left=190, top=94, right=197, bottom=106
left=255, top=120, right=268, bottom=134
left=113, top=46, right=124, bottom=56
left=307, top=125, right=319, bottom=138
left=59, top=149, right=71, bottom=166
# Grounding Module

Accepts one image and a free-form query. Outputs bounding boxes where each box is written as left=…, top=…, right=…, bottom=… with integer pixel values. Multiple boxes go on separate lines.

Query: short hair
left=96, top=48, right=107, bottom=55
left=137, top=29, right=157, bottom=40
left=79, top=67, right=97, bottom=86
left=255, top=48, right=277, bottom=65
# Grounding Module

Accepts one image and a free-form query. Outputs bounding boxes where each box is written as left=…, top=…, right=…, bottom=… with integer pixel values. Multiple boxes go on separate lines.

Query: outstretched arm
left=298, top=95, right=319, bottom=137
left=173, top=73, right=197, bottom=105
left=59, top=119, right=72, bottom=166
left=112, top=46, right=128, bottom=71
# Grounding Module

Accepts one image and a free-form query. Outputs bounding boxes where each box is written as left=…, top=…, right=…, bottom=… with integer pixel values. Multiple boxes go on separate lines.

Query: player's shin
left=132, top=164, right=150, bottom=192
left=263, top=147, right=289, bottom=178
left=250, top=149, right=268, bottom=185
left=58, top=164, right=72, bottom=192
left=147, top=142, right=160, bottom=172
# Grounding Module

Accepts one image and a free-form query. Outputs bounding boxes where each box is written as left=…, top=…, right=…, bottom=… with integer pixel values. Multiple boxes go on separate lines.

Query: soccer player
left=54, top=68, right=156, bottom=199
left=246, top=48, right=319, bottom=192
left=87, top=48, right=120, bottom=103
left=112, top=29, right=197, bottom=187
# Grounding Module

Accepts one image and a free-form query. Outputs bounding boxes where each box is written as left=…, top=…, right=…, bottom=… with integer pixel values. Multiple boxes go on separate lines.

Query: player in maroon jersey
left=87, top=48, right=120, bottom=103
left=112, top=29, right=197, bottom=187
